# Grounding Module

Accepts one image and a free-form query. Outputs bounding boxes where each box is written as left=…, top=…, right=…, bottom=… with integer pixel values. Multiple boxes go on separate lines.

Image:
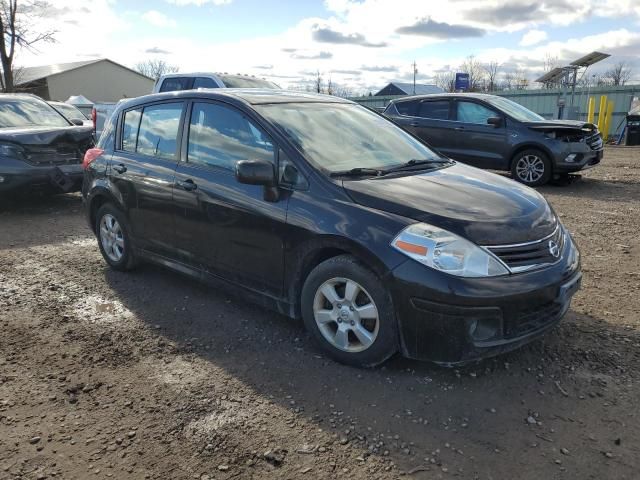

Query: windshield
left=52, top=103, right=86, bottom=120
left=218, top=74, right=279, bottom=89
left=255, top=103, right=443, bottom=173
left=0, top=97, right=70, bottom=128
left=484, top=96, right=544, bottom=122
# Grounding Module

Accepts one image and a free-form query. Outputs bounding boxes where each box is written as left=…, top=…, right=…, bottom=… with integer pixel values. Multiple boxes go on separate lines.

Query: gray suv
left=384, top=93, right=603, bottom=186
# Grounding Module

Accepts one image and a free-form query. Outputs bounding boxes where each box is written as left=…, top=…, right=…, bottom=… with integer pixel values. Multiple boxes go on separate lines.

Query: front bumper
left=0, top=159, right=83, bottom=194
left=388, top=240, right=581, bottom=365
left=553, top=144, right=603, bottom=173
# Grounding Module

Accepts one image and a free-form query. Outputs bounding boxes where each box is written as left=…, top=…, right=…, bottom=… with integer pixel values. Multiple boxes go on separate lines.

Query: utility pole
left=412, top=60, right=418, bottom=95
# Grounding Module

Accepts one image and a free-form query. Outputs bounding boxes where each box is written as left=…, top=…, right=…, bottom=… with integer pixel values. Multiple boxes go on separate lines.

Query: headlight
left=391, top=223, right=509, bottom=277
left=0, top=142, right=25, bottom=159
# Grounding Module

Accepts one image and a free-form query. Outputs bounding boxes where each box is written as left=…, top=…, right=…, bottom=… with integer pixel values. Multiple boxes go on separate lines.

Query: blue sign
left=455, top=72, right=470, bottom=91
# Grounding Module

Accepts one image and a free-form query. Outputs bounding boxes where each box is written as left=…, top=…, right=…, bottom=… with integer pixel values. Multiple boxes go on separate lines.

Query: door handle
left=113, top=163, right=127, bottom=174
left=454, top=127, right=465, bottom=131
left=177, top=179, right=197, bottom=191
left=410, top=122, right=420, bottom=127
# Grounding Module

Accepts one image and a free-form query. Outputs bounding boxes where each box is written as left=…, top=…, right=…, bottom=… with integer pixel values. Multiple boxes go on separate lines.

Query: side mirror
left=487, top=116, right=502, bottom=128
left=70, top=118, right=85, bottom=126
left=235, top=160, right=276, bottom=186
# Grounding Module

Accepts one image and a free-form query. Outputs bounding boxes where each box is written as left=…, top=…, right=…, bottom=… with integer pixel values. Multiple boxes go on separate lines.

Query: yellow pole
left=597, top=95, right=607, bottom=132
left=587, top=97, right=595, bottom=124
left=603, top=100, right=614, bottom=141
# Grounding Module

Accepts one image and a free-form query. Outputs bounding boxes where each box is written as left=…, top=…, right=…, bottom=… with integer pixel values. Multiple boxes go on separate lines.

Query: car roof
left=120, top=89, right=353, bottom=109
left=391, top=93, right=502, bottom=103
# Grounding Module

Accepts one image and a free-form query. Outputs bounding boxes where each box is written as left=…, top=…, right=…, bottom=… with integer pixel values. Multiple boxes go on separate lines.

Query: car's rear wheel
left=95, top=203, right=137, bottom=271
left=301, top=255, right=398, bottom=367
left=511, top=149, right=552, bottom=186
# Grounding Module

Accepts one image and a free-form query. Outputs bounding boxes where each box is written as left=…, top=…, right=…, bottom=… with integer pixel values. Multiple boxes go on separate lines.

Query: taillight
left=83, top=148, right=104, bottom=170
left=91, top=107, right=97, bottom=132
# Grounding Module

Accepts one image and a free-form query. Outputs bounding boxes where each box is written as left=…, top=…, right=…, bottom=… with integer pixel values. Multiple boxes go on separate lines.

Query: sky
left=20, top=0, right=640, bottom=94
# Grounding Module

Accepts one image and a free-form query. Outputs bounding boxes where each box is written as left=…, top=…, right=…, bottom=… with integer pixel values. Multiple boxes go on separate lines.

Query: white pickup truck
left=92, top=73, right=278, bottom=139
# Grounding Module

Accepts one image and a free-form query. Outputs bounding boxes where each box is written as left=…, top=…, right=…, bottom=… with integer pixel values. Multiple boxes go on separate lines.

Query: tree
left=483, top=60, right=501, bottom=92
left=134, top=59, right=179, bottom=81
left=459, top=55, right=486, bottom=92
left=0, top=0, right=55, bottom=92
left=326, top=75, right=333, bottom=95
left=313, top=70, right=323, bottom=94
left=604, top=61, right=633, bottom=86
left=434, top=70, right=455, bottom=92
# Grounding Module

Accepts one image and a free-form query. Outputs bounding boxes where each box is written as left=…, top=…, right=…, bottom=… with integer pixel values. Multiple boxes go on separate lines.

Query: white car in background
left=152, top=72, right=279, bottom=93
left=48, top=101, right=93, bottom=127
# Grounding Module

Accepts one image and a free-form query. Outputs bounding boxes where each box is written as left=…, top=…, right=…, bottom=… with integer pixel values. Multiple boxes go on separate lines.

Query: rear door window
left=187, top=102, right=274, bottom=171
left=456, top=101, right=498, bottom=125
left=417, top=100, right=450, bottom=120
left=193, top=77, right=218, bottom=89
left=121, top=103, right=183, bottom=160
left=159, top=77, right=192, bottom=92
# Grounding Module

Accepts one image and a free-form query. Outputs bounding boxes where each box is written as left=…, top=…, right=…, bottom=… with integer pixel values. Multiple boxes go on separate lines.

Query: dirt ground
left=1, top=147, right=639, bottom=480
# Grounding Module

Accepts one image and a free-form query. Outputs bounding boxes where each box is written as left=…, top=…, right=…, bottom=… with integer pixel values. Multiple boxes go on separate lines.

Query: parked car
left=384, top=93, right=604, bottom=186
left=48, top=101, right=93, bottom=127
left=0, top=94, right=94, bottom=195
left=82, top=90, right=581, bottom=367
left=152, top=72, right=279, bottom=94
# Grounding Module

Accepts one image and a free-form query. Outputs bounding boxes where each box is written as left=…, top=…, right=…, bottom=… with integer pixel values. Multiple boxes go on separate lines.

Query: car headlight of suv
left=391, top=223, right=509, bottom=277
left=0, top=142, right=26, bottom=159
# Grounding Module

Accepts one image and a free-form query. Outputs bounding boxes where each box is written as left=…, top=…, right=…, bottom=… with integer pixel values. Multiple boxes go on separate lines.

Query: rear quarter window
left=394, top=101, right=418, bottom=117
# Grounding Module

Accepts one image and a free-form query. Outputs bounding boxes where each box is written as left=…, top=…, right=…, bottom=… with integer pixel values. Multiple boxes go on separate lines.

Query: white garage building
left=16, top=58, right=154, bottom=103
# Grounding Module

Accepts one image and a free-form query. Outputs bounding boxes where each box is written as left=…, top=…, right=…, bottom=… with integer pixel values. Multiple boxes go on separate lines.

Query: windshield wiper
left=382, top=158, right=451, bottom=174
left=330, top=167, right=384, bottom=178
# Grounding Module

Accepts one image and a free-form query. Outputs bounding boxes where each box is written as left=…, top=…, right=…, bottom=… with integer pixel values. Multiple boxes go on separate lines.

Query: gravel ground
left=1, top=147, right=639, bottom=480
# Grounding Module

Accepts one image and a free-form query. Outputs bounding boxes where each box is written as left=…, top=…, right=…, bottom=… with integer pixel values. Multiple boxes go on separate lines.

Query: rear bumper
left=388, top=239, right=581, bottom=365
left=0, top=159, right=83, bottom=193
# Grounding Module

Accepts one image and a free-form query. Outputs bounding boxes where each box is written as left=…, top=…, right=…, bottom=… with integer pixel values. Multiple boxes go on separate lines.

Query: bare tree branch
left=134, top=59, right=179, bottom=81
left=604, top=61, right=633, bottom=86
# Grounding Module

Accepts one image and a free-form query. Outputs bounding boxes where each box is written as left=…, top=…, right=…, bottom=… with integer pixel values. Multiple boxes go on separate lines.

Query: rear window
left=193, top=77, right=218, bottom=89
left=417, top=100, right=450, bottom=120
left=394, top=100, right=417, bottom=117
left=159, top=77, right=192, bottom=92
left=217, top=74, right=278, bottom=89
left=0, top=97, right=69, bottom=128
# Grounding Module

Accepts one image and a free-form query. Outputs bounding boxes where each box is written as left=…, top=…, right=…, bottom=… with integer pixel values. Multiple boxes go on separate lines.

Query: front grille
left=24, top=143, right=82, bottom=166
left=504, top=301, right=563, bottom=338
left=486, top=227, right=564, bottom=272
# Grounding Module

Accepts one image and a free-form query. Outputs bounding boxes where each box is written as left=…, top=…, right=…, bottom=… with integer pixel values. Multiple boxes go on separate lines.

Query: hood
left=0, top=125, right=93, bottom=147
left=342, top=163, right=557, bottom=245
left=523, top=120, right=597, bottom=132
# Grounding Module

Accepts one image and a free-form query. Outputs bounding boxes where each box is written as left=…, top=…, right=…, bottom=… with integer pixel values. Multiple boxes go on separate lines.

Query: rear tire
left=95, top=203, right=137, bottom=271
left=301, top=255, right=398, bottom=367
left=511, top=149, right=552, bottom=186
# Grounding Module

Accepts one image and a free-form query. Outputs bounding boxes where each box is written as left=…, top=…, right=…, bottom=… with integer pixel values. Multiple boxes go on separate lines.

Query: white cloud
left=142, top=10, right=177, bottom=28
left=520, top=29, right=548, bottom=47
left=166, top=0, right=233, bottom=5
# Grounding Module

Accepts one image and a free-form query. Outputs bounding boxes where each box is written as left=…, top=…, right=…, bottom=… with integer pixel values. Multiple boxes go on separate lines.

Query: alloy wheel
left=99, top=214, right=125, bottom=262
left=516, top=154, right=545, bottom=184
left=313, top=277, right=380, bottom=353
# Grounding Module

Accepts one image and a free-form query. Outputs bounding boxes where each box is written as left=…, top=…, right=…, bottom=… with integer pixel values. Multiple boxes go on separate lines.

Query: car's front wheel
left=95, top=203, right=137, bottom=271
left=511, top=149, right=552, bottom=186
left=301, top=255, right=398, bottom=367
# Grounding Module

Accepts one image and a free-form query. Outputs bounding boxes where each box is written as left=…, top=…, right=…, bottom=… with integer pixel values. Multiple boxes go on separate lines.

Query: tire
left=95, top=203, right=137, bottom=271
left=301, top=255, right=398, bottom=367
left=511, top=149, right=552, bottom=187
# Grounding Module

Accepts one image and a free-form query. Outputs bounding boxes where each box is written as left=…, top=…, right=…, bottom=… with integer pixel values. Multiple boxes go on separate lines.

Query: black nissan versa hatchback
left=82, top=89, right=582, bottom=367
left=384, top=93, right=604, bottom=186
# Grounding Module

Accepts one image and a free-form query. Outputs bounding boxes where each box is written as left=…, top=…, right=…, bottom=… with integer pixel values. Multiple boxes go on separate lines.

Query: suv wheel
left=95, top=204, right=137, bottom=271
left=301, top=255, right=398, bottom=367
left=511, top=149, right=551, bottom=186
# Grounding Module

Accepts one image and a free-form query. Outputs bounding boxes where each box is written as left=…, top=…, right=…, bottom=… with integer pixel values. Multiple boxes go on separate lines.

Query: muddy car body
left=384, top=93, right=603, bottom=186
left=82, top=90, right=582, bottom=367
left=0, top=94, right=94, bottom=194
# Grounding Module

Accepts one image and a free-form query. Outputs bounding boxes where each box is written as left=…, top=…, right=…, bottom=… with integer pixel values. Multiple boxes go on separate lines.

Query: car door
left=411, top=99, right=457, bottom=157
left=110, top=101, right=185, bottom=258
left=172, top=100, right=288, bottom=298
left=449, top=100, right=508, bottom=169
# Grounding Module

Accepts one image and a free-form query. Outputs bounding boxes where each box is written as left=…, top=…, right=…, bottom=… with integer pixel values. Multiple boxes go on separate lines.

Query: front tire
left=511, top=149, right=552, bottom=186
left=301, top=255, right=398, bottom=367
left=95, top=203, right=137, bottom=271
